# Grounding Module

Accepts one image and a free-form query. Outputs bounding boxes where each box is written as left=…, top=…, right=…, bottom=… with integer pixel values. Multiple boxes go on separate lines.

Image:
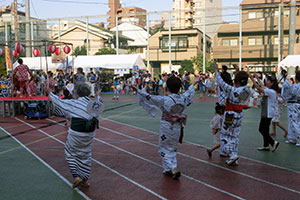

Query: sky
left=0, top=0, right=243, bottom=23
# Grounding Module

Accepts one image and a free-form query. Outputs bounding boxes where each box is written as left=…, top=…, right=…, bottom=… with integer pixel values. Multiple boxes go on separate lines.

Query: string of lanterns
left=0, top=43, right=71, bottom=57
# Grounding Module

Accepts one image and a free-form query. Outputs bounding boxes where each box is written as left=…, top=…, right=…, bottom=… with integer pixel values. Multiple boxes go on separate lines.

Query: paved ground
left=0, top=94, right=299, bottom=200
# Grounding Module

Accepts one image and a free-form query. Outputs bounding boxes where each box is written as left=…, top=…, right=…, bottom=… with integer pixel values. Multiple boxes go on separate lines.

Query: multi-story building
left=107, top=0, right=121, bottom=29
left=214, top=0, right=300, bottom=70
left=149, top=28, right=211, bottom=74
left=172, top=0, right=222, bottom=39
left=0, top=5, right=48, bottom=46
left=107, top=0, right=146, bottom=29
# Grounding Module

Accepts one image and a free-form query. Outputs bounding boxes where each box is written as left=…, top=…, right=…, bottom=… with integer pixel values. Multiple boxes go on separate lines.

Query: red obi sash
left=225, top=102, right=250, bottom=113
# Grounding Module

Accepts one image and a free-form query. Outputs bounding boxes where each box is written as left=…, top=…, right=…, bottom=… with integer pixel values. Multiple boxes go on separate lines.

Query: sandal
left=72, top=177, right=83, bottom=189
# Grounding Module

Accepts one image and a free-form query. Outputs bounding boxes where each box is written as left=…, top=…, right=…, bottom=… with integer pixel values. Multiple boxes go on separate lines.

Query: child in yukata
left=281, top=71, right=300, bottom=146
left=270, top=88, right=288, bottom=137
left=132, top=75, right=200, bottom=179
left=214, top=62, right=251, bottom=166
left=207, top=103, right=225, bottom=157
left=0, top=75, right=10, bottom=97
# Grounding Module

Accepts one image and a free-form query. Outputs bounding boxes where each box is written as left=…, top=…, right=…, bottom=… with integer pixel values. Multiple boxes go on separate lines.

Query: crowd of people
left=1, top=59, right=299, bottom=186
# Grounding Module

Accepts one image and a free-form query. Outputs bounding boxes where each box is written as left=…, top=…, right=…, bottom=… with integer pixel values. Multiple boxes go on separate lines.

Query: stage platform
left=0, top=96, right=57, bottom=117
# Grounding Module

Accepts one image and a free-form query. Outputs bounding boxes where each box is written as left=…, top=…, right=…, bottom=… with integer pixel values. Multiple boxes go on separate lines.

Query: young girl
left=270, top=88, right=288, bottom=137
left=250, top=74, right=279, bottom=152
left=27, top=75, right=37, bottom=98
left=132, top=75, right=200, bottom=179
left=207, top=103, right=225, bottom=157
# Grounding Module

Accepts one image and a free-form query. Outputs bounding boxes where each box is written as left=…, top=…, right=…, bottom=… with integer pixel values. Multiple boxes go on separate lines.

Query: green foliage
left=191, top=53, right=214, bottom=72
left=73, top=46, right=87, bottom=57
left=94, top=48, right=116, bottom=55
left=0, top=54, right=6, bottom=75
left=179, top=59, right=194, bottom=74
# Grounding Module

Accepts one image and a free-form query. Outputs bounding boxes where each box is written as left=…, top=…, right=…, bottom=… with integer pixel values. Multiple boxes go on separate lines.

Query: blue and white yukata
left=215, top=73, right=251, bottom=160
left=137, top=85, right=195, bottom=173
left=50, top=93, right=103, bottom=181
left=281, top=80, right=300, bottom=145
left=0, top=78, right=10, bottom=97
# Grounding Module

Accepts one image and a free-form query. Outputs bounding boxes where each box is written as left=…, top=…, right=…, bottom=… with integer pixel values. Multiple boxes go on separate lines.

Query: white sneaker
left=285, top=140, right=297, bottom=144
left=226, top=157, right=239, bottom=166
left=272, top=141, right=279, bottom=152
left=296, top=143, right=300, bottom=147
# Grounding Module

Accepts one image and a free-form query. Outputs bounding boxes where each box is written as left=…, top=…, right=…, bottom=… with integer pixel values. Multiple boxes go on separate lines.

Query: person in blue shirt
left=113, top=78, right=121, bottom=100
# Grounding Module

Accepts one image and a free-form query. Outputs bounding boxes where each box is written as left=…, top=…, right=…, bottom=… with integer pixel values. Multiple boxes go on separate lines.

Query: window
left=248, top=12, right=256, bottom=19
left=248, top=11, right=263, bottom=19
left=274, top=37, right=289, bottom=45
left=248, top=38, right=263, bottom=45
left=284, top=10, right=290, bottom=16
left=161, top=36, right=188, bottom=50
left=222, top=39, right=230, bottom=46
left=222, top=39, right=238, bottom=46
left=230, top=39, right=238, bottom=46
left=256, top=12, right=263, bottom=18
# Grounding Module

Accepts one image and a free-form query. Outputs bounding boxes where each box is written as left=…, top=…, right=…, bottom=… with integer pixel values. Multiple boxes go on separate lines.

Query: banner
left=5, top=47, right=12, bottom=71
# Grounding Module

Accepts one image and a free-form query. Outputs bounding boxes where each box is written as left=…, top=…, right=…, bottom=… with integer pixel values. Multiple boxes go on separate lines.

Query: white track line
left=15, top=117, right=167, bottom=200
left=47, top=118, right=300, bottom=195
left=103, top=118, right=300, bottom=174
left=46, top=118, right=244, bottom=199
left=0, top=126, right=91, bottom=200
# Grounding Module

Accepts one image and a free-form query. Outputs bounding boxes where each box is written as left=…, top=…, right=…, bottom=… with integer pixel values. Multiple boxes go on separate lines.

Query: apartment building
left=107, top=0, right=146, bottom=29
left=172, top=0, right=222, bottom=39
left=149, top=28, right=211, bottom=74
left=214, top=0, right=300, bottom=69
left=116, top=7, right=146, bottom=28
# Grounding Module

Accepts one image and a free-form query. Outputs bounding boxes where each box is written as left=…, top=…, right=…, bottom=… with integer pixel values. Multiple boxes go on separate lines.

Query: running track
left=1, top=116, right=300, bottom=200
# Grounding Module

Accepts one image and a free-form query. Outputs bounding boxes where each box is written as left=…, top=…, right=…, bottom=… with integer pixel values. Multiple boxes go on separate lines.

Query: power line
left=41, top=0, right=108, bottom=5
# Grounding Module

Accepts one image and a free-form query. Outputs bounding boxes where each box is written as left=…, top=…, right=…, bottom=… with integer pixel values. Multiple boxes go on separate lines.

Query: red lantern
left=55, top=48, right=61, bottom=56
left=15, top=43, right=23, bottom=53
left=0, top=48, right=3, bottom=56
left=49, top=45, right=56, bottom=53
left=33, top=48, right=40, bottom=57
left=63, top=46, right=71, bottom=54
left=12, top=50, right=18, bottom=57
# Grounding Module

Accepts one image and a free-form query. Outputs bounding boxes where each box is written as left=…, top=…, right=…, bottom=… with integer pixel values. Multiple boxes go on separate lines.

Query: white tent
left=74, top=54, right=146, bottom=71
left=278, top=55, right=300, bottom=67
left=278, top=55, right=300, bottom=75
left=13, top=57, right=68, bottom=71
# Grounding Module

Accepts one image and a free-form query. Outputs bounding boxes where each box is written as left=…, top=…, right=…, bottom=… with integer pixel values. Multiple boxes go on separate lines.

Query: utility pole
left=278, top=1, right=284, bottom=62
left=25, top=0, right=30, bottom=57
left=12, top=0, right=18, bottom=42
left=288, top=0, right=296, bottom=55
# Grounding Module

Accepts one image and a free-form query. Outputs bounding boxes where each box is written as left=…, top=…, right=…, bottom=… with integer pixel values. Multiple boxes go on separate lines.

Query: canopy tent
left=13, top=54, right=146, bottom=74
left=12, top=57, right=69, bottom=71
left=278, top=55, right=300, bottom=75
left=73, top=54, right=146, bottom=71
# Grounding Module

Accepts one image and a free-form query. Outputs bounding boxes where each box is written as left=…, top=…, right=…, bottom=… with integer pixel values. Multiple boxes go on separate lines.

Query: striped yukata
left=50, top=92, right=101, bottom=181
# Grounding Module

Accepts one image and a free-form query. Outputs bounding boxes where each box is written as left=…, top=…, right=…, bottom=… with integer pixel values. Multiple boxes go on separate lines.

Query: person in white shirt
left=249, top=74, right=279, bottom=152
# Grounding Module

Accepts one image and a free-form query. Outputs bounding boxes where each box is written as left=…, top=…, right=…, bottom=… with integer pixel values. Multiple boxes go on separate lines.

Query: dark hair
left=215, top=103, right=225, bottom=115
left=296, top=71, right=300, bottom=82
left=281, top=69, right=287, bottom=74
left=167, top=76, right=182, bottom=94
left=75, top=83, right=91, bottom=97
left=77, top=67, right=83, bottom=74
left=266, top=75, right=279, bottom=91
left=222, top=65, right=228, bottom=71
left=18, top=59, right=23, bottom=64
left=234, top=71, right=248, bottom=86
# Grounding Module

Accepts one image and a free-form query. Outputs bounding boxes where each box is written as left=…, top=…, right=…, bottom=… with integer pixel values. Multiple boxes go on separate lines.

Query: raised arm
left=249, top=73, right=265, bottom=94
left=213, top=62, right=234, bottom=93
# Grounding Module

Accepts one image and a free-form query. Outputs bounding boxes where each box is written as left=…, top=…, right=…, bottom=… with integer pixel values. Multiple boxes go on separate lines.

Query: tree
left=73, top=46, right=87, bottom=57
left=192, top=53, right=214, bottom=72
left=0, top=54, right=6, bottom=75
left=179, top=59, right=194, bottom=74
left=94, top=48, right=116, bottom=55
